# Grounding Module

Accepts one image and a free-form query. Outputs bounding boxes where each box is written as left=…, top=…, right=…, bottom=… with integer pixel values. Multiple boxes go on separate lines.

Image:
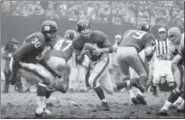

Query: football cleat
left=158, top=109, right=168, bottom=116
left=96, top=102, right=110, bottom=111
left=136, top=94, right=147, bottom=105
left=35, top=108, right=51, bottom=118
left=177, top=109, right=185, bottom=113
left=131, top=97, right=140, bottom=105
left=131, top=78, right=145, bottom=93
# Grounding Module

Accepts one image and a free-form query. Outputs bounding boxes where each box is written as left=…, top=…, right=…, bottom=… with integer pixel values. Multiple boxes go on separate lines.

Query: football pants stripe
left=20, top=63, right=45, bottom=82
left=93, top=54, right=110, bottom=87
left=137, top=52, right=148, bottom=75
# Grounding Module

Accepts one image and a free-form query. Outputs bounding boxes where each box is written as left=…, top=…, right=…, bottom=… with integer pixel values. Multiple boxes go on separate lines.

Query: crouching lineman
left=114, top=24, right=156, bottom=105
left=159, top=28, right=184, bottom=115
left=9, top=20, right=68, bottom=117
left=73, top=20, right=142, bottom=111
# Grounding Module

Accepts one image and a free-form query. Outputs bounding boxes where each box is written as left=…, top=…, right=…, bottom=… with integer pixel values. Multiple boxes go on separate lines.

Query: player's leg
left=78, top=65, right=88, bottom=92
left=2, top=70, right=11, bottom=93
left=68, top=66, right=78, bottom=92
left=47, top=56, right=70, bottom=93
left=151, top=62, right=162, bottom=96
left=173, top=92, right=184, bottom=109
left=128, top=49, right=148, bottom=105
left=18, top=68, right=52, bottom=117
left=19, top=62, right=67, bottom=116
left=114, top=47, right=141, bottom=104
left=114, top=47, right=131, bottom=91
left=88, top=54, right=111, bottom=111
left=15, top=71, right=24, bottom=93
left=99, top=68, right=114, bottom=95
left=159, top=55, right=183, bottom=115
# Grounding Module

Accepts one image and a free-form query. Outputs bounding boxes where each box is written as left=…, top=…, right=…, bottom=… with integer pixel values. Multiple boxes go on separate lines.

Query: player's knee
left=54, top=79, right=68, bottom=93
left=37, top=83, right=47, bottom=96
left=88, top=79, right=93, bottom=88
left=89, top=77, right=97, bottom=88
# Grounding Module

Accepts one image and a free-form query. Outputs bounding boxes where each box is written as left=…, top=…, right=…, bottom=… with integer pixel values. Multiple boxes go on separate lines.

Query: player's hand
left=8, top=53, right=12, bottom=58
left=93, top=48, right=102, bottom=56
left=78, top=49, right=89, bottom=61
left=81, top=49, right=89, bottom=55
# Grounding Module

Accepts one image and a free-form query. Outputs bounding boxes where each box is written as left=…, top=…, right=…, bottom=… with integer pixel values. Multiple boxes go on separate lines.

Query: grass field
left=1, top=81, right=184, bottom=119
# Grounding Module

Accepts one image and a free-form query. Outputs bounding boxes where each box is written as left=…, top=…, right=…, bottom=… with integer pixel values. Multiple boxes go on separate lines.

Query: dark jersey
left=72, top=30, right=112, bottom=61
left=120, top=30, right=155, bottom=52
left=15, top=32, right=49, bottom=63
left=51, top=37, right=73, bottom=60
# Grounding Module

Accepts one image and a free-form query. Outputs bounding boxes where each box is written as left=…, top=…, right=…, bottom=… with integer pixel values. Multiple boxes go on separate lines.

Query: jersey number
left=54, top=39, right=72, bottom=51
left=132, top=31, right=146, bottom=39
left=31, top=38, right=41, bottom=48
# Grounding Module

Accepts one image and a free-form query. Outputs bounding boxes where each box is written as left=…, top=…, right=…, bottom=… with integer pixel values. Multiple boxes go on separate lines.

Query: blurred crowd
left=1, top=1, right=184, bottom=28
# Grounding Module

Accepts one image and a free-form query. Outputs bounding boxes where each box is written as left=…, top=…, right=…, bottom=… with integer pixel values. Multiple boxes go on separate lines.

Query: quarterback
left=72, top=20, right=142, bottom=110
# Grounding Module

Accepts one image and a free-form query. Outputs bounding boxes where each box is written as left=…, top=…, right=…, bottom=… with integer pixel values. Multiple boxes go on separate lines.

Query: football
left=83, top=43, right=96, bottom=52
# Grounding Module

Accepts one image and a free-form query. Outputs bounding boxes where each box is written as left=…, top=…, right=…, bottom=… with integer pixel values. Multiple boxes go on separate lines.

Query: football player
left=73, top=20, right=142, bottom=111
left=159, top=27, right=184, bottom=115
left=47, top=29, right=76, bottom=90
left=109, top=35, right=122, bottom=84
left=9, top=20, right=67, bottom=117
left=2, top=38, right=23, bottom=93
left=73, top=20, right=115, bottom=111
left=114, top=24, right=156, bottom=105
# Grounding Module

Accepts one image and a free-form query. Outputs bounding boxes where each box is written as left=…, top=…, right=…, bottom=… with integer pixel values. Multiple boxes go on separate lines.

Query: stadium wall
left=2, top=15, right=169, bottom=45
left=1, top=15, right=135, bottom=45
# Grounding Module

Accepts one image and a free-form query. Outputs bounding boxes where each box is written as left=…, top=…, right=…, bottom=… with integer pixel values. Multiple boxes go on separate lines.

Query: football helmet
left=168, top=27, right=181, bottom=45
left=41, top=20, right=58, bottom=39
left=64, top=29, right=77, bottom=40
left=138, top=24, right=150, bottom=33
left=76, top=19, right=90, bottom=33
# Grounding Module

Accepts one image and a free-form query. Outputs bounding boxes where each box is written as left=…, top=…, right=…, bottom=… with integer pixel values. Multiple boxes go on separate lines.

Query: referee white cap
left=115, top=34, right=121, bottom=39
left=158, top=27, right=166, bottom=33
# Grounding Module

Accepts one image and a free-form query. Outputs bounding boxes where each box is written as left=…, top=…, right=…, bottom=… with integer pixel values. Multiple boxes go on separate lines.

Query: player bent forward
left=73, top=20, right=143, bottom=111
left=114, top=24, right=156, bottom=105
left=159, top=28, right=184, bottom=115
left=9, top=20, right=68, bottom=117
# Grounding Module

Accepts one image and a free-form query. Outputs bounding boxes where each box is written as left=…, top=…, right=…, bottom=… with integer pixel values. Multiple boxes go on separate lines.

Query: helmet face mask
left=168, top=27, right=181, bottom=46
left=41, top=20, right=58, bottom=40
left=80, top=29, right=91, bottom=36
left=47, top=32, right=56, bottom=40
left=169, top=34, right=180, bottom=45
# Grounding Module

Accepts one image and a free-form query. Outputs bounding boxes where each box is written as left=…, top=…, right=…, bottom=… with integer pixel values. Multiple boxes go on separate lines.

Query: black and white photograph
left=0, top=0, right=184, bottom=119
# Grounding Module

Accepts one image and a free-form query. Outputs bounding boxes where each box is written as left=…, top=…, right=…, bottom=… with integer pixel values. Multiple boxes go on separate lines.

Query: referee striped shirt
left=155, top=39, right=171, bottom=59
